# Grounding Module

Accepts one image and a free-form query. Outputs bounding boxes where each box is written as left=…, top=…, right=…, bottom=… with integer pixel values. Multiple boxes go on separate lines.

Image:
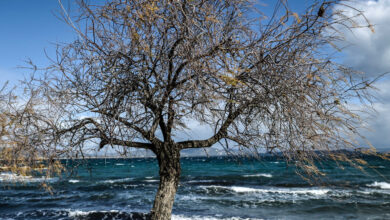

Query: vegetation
left=0, top=84, right=63, bottom=186
left=0, top=0, right=382, bottom=219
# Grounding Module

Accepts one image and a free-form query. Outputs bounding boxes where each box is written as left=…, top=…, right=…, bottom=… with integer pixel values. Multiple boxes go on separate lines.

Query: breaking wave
left=367, top=181, right=390, bottom=189
left=200, top=185, right=330, bottom=196
left=242, top=173, right=272, bottom=178
left=100, top=177, right=134, bottom=184
left=0, top=172, right=57, bottom=183
left=172, top=214, right=264, bottom=220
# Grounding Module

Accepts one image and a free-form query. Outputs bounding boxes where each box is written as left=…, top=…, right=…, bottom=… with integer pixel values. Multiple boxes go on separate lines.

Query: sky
left=0, top=0, right=76, bottom=86
left=0, top=0, right=390, bottom=152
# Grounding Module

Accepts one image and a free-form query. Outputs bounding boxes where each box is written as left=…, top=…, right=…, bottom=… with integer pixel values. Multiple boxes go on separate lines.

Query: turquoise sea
left=0, top=156, right=389, bottom=219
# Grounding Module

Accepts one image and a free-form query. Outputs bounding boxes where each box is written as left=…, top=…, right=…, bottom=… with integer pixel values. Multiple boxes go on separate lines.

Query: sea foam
left=68, top=210, right=92, bottom=217
left=202, top=185, right=329, bottom=195
left=68, top=209, right=151, bottom=219
left=242, top=173, right=272, bottom=178
left=187, top=180, right=214, bottom=183
left=0, top=172, right=57, bottom=183
left=172, top=214, right=264, bottom=220
left=367, top=181, right=390, bottom=189
left=101, top=177, right=134, bottom=184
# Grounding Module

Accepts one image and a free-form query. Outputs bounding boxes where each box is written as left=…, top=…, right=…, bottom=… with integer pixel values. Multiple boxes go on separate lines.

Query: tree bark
left=150, top=145, right=181, bottom=220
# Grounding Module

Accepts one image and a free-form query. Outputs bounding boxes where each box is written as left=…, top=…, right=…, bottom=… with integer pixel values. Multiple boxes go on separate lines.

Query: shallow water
left=1, top=156, right=389, bottom=219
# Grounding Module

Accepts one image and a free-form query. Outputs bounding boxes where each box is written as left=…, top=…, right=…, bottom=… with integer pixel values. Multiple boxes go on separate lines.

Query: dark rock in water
left=74, top=211, right=151, bottom=220
left=130, top=212, right=151, bottom=220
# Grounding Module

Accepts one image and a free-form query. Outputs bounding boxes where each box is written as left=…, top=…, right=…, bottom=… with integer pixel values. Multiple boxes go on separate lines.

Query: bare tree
left=23, top=0, right=378, bottom=219
left=0, top=83, right=64, bottom=185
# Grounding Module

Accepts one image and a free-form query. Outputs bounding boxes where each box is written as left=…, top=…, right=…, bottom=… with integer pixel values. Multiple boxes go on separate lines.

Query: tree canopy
left=2, top=0, right=381, bottom=219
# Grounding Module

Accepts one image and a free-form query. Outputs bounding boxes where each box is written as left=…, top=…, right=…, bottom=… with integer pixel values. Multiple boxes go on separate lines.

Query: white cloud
left=362, top=103, right=390, bottom=151
left=172, top=119, right=214, bottom=142
left=340, top=0, right=390, bottom=76
left=334, top=0, right=390, bottom=151
left=360, top=81, right=390, bottom=151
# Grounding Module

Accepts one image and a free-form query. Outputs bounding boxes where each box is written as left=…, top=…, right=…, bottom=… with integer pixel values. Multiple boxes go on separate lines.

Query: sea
left=0, top=155, right=389, bottom=220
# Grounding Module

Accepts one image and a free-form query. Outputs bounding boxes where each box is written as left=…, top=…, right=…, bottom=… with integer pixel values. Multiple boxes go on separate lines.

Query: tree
left=23, top=0, right=378, bottom=219
left=0, top=83, right=64, bottom=184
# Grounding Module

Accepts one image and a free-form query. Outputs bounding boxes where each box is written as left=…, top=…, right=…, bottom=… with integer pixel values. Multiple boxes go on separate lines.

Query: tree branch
left=178, top=108, right=242, bottom=149
left=99, top=137, right=154, bottom=150
left=93, top=110, right=159, bottom=144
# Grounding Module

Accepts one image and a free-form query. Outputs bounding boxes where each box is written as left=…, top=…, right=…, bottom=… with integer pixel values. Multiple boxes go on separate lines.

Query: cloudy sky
left=338, top=0, right=390, bottom=151
left=1, top=0, right=390, bottom=152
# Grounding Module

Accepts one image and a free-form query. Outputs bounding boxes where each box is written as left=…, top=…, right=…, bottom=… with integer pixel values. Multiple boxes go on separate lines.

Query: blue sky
left=0, top=0, right=76, bottom=85
left=1, top=0, right=390, bottom=152
left=0, top=0, right=311, bottom=85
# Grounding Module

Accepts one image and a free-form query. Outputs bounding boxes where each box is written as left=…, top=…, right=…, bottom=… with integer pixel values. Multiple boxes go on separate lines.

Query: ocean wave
left=359, top=189, right=390, bottom=195
left=201, top=185, right=329, bottom=196
left=367, top=181, right=390, bottom=189
left=68, top=210, right=94, bottom=217
left=101, top=177, right=134, bottom=184
left=2, top=209, right=265, bottom=220
left=68, top=179, right=80, bottom=183
left=67, top=211, right=262, bottom=220
left=242, top=173, right=272, bottom=178
left=115, top=163, right=125, bottom=166
left=68, top=210, right=150, bottom=219
left=176, top=194, right=217, bottom=202
left=187, top=180, right=215, bottom=183
left=172, top=214, right=264, bottom=220
left=0, top=172, right=57, bottom=183
left=6, top=209, right=69, bottom=219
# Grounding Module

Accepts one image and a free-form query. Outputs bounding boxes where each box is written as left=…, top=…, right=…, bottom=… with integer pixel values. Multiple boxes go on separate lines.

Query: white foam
left=242, top=173, right=272, bottom=178
left=172, top=214, right=263, bottom=220
left=68, top=210, right=262, bottom=220
left=187, top=180, right=214, bottom=183
left=230, top=186, right=263, bottom=193
left=0, top=172, right=57, bottom=183
left=68, top=210, right=91, bottom=217
left=0, top=172, right=33, bottom=181
left=177, top=195, right=210, bottom=201
left=101, top=177, right=133, bottom=184
left=202, top=185, right=329, bottom=195
left=359, top=189, right=390, bottom=195
left=144, top=179, right=159, bottom=182
left=68, top=210, right=119, bottom=217
left=68, top=179, right=80, bottom=183
left=115, top=163, right=125, bottom=166
left=367, top=181, right=390, bottom=189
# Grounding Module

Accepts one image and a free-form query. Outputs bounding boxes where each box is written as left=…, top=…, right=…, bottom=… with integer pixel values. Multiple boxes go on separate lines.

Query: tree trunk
left=150, top=146, right=181, bottom=220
